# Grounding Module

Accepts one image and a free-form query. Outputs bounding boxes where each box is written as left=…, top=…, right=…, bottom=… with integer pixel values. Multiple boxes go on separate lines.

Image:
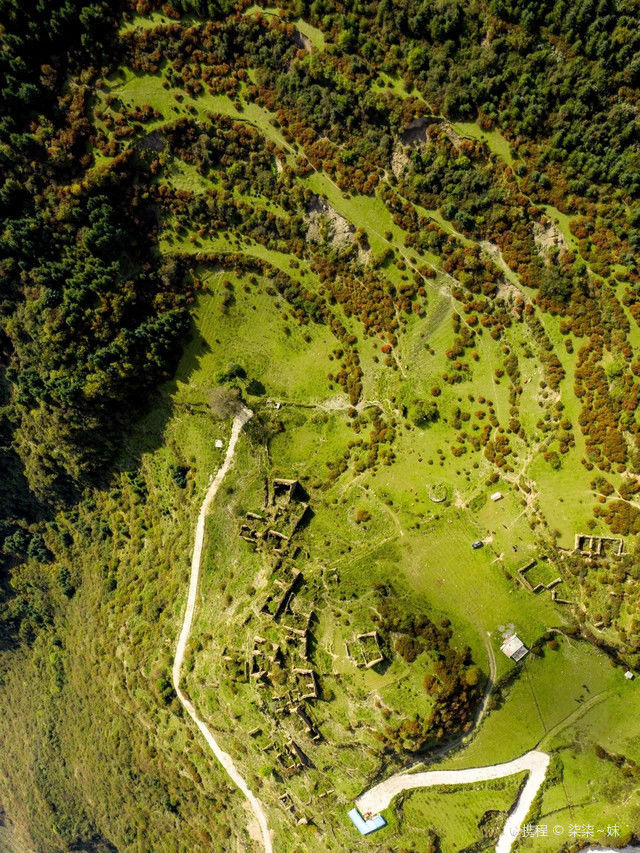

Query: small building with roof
left=347, top=808, right=386, bottom=836
left=500, top=634, right=528, bottom=662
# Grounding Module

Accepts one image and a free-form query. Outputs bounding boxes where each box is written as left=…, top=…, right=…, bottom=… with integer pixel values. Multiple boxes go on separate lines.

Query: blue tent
left=347, top=808, right=387, bottom=835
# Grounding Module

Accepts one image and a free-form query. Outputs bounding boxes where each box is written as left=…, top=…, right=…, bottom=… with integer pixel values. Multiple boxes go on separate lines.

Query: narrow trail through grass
left=171, top=407, right=273, bottom=853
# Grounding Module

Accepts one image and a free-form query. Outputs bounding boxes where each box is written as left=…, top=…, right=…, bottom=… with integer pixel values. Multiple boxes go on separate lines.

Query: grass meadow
left=31, top=31, right=636, bottom=850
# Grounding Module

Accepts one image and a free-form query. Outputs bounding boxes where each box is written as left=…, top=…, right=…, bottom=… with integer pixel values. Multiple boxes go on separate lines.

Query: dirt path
left=172, top=407, right=273, bottom=853
left=539, top=690, right=611, bottom=749
left=474, top=633, right=498, bottom=728
left=356, top=750, right=550, bottom=853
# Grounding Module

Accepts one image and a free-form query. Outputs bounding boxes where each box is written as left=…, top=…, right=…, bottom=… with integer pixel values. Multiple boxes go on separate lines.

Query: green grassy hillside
left=1, top=1, right=640, bottom=851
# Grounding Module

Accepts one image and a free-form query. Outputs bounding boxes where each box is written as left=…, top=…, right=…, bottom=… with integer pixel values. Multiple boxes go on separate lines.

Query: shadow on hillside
left=0, top=316, right=220, bottom=653
left=69, top=835, right=118, bottom=853
left=113, top=319, right=213, bottom=475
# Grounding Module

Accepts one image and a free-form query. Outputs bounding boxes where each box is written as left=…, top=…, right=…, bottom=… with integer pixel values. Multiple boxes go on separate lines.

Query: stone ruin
left=239, top=478, right=309, bottom=554
left=260, top=564, right=303, bottom=620
left=575, top=534, right=623, bottom=557
left=345, top=630, right=385, bottom=669
left=227, top=476, right=327, bottom=805
left=282, top=609, right=314, bottom=663
left=517, top=559, right=572, bottom=605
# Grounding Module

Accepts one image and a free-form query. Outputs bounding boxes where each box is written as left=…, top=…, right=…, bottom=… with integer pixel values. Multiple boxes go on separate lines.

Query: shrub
left=410, top=399, right=439, bottom=427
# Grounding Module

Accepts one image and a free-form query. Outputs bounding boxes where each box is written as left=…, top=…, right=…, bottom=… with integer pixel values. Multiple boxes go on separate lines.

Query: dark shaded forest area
left=0, top=1, right=191, bottom=640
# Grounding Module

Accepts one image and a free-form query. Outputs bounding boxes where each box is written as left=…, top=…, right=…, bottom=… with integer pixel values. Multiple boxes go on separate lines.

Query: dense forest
left=3, top=0, right=640, bottom=513
left=3, top=0, right=640, bottom=511
left=2, top=0, right=640, bottom=849
left=0, top=0, right=191, bottom=640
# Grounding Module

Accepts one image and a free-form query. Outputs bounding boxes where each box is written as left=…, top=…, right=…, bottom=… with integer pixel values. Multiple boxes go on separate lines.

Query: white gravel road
left=356, top=749, right=550, bottom=853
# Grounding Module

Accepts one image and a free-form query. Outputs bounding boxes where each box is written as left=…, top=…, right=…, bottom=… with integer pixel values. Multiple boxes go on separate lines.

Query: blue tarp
left=347, top=808, right=387, bottom=835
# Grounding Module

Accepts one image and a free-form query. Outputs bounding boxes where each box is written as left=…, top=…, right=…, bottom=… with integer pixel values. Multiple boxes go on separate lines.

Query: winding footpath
left=172, top=407, right=273, bottom=853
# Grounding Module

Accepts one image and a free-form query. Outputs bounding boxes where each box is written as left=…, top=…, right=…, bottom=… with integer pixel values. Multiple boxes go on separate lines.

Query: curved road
left=355, top=687, right=637, bottom=852
left=356, top=750, right=550, bottom=853
left=172, top=407, right=273, bottom=853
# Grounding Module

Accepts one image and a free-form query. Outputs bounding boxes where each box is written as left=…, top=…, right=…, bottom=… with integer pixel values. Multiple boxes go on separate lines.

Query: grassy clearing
left=158, top=278, right=562, bottom=840
left=452, top=121, right=515, bottom=167
left=173, top=271, right=337, bottom=404
left=440, top=636, right=625, bottom=769
left=518, top=684, right=640, bottom=849
left=295, top=18, right=326, bottom=49
left=394, top=773, right=527, bottom=851
left=119, top=10, right=188, bottom=32
left=99, top=70, right=293, bottom=153
left=371, top=72, right=424, bottom=101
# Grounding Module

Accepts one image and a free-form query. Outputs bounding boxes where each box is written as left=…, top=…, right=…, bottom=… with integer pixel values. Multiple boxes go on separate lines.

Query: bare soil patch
left=292, top=28, right=312, bottom=53
left=399, top=116, right=440, bottom=146
left=391, top=145, right=410, bottom=178
left=533, top=218, right=568, bottom=262
left=305, top=195, right=356, bottom=248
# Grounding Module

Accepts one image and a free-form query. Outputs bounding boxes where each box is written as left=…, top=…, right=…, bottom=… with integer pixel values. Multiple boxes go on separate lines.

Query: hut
left=347, top=808, right=386, bottom=836
left=500, top=634, right=528, bottom=662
